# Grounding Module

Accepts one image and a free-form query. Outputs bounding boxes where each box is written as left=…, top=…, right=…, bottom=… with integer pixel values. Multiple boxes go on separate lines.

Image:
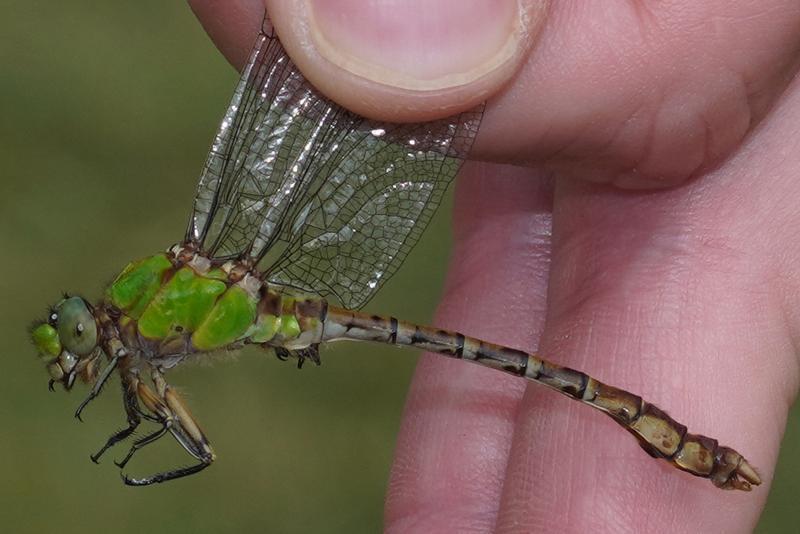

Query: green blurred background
left=1, top=2, right=797, bottom=532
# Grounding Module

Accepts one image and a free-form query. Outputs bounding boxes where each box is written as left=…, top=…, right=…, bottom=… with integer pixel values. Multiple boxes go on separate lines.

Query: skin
left=189, top=0, right=800, bottom=531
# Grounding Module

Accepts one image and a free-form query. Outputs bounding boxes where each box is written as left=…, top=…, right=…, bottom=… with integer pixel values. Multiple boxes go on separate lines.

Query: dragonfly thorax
left=101, top=244, right=326, bottom=360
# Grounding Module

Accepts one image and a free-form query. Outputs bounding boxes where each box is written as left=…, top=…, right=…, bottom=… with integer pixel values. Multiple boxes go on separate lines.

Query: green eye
left=56, top=297, right=98, bottom=356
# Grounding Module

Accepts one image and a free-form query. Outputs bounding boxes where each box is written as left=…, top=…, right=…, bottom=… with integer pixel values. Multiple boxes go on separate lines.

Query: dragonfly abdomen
left=319, top=307, right=761, bottom=491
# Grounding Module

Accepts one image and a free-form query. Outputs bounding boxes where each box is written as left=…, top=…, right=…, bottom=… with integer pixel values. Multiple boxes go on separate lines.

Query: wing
left=185, top=19, right=362, bottom=259
left=186, top=18, right=482, bottom=309
left=265, top=112, right=481, bottom=309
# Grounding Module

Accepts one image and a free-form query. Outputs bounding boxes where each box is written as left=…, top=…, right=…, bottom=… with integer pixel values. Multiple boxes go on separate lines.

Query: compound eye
left=56, top=297, right=98, bottom=356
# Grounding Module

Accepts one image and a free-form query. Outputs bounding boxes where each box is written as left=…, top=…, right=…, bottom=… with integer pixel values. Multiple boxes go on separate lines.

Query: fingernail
left=306, top=0, right=526, bottom=91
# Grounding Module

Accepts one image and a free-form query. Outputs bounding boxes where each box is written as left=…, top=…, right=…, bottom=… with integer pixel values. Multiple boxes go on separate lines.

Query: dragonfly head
left=31, top=296, right=100, bottom=391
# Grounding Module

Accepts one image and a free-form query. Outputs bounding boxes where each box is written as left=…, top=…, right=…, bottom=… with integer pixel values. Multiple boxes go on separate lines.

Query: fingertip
left=267, top=0, right=547, bottom=122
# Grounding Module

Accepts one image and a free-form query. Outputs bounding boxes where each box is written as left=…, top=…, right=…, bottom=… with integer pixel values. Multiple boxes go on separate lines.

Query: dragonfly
left=30, top=17, right=760, bottom=491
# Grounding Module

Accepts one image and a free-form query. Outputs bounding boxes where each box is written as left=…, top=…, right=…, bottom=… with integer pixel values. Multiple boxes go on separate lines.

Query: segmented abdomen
left=318, top=307, right=761, bottom=491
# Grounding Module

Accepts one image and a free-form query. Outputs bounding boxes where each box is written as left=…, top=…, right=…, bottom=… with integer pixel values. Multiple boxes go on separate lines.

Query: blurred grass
left=0, top=2, right=797, bottom=533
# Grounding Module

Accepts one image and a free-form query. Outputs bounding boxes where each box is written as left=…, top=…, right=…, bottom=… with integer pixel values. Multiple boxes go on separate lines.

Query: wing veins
left=187, top=20, right=482, bottom=308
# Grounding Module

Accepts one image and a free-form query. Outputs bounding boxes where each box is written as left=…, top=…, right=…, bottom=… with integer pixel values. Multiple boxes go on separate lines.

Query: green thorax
left=105, top=248, right=325, bottom=353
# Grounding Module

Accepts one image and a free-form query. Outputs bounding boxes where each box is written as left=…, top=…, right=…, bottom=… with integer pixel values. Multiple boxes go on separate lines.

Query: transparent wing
left=186, top=19, right=482, bottom=309
left=185, top=19, right=361, bottom=258
left=266, top=112, right=481, bottom=309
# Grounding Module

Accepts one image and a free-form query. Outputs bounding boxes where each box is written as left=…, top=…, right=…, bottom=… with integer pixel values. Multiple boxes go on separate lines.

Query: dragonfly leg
left=274, top=347, right=290, bottom=361
left=296, top=345, right=320, bottom=368
left=119, top=371, right=215, bottom=486
left=90, top=378, right=142, bottom=463
left=274, top=345, right=320, bottom=369
left=74, top=337, right=127, bottom=422
left=111, top=375, right=176, bottom=468
left=114, top=422, right=170, bottom=469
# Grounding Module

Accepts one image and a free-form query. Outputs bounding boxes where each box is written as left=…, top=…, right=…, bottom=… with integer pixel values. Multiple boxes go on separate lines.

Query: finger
left=385, top=162, right=553, bottom=532
left=482, top=0, right=800, bottom=186
left=189, top=0, right=543, bottom=123
left=191, top=1, right=800, bottom=188
left=493, top=78, right=800, bottom=533
left=264, top=0, right=544, bottom=122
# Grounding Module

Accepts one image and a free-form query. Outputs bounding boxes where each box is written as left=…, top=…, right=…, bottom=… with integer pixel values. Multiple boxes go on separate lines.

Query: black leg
left=274, top=345, right=321, bottom=368
left=122, top=457, right=213, bottom=486
left=114, top=421, right=170, bottom=469
left=91, top=419, right=139, bottom=463
left=274, top=347, right=291, bottom=361
left=133, top=403, right=160, bottom=423
left=91, top=382, right=142, bottom=463
left=117, top=373, right=216, bottom=486
left=296, top=345, right=320, bottom=368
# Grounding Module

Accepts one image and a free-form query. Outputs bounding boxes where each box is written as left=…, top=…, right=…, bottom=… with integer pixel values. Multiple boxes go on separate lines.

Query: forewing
left=185, top=21, right=361, bottom=258
left=186, top=19, right=482, bottom=309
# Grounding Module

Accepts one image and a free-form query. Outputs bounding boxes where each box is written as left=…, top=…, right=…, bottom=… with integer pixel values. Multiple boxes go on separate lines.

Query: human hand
left=190, top=0, right=800, bottom=531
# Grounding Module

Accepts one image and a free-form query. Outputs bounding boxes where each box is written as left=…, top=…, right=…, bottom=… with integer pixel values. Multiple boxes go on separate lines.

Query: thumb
left=190, top=0, right=545, bottom=122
